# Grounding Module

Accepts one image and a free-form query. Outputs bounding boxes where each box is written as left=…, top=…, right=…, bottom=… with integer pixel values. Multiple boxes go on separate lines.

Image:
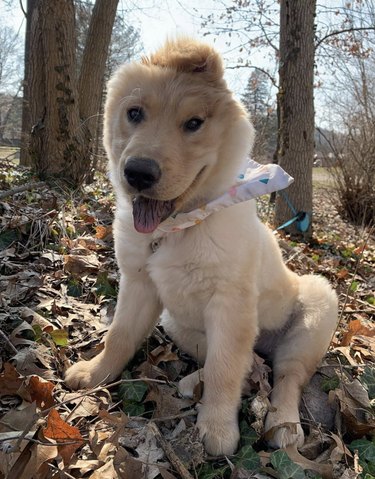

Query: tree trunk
left=28, top=0, right=89, bottom=186
left=78, top=0, right=119, bottom=173
left=27, top=0, right=119, bottom=186
left=20, top=0, right=37, bottom=166
left=275, top=0, right=316, bottom=239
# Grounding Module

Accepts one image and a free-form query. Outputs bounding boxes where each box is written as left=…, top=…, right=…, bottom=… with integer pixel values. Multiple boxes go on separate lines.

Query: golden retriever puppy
left=65, top=38, right=338, bottom=456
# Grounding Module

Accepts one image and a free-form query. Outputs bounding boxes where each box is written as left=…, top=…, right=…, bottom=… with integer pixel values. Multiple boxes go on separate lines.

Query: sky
left=0, top=0, right=349, bottom=127
left=0, top=0, right=272, bottom=99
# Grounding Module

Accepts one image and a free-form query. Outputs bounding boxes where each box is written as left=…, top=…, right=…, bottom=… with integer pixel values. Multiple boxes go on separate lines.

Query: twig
left=352, top=296, right=375, bottom=310
left=12, top=413, right=39, bottom=453
left=0, top=431, right=81, bottom=448
left=132, top=408, right=198, bottom=423
left=45, top=376, right=173, bottom=416
left=342, top=309, right=375, bottom=315
left=0, top=181, right=46, bottom=200
left=354, top=450, right=363, bottom=475
left=0, top=329, right=18, bottom=354
left=148, top=422, right=195, bottom=479
left=153, top=409, right=197, bottom=423
left=316, top=26, right=375, bottom=49
left=46, top=462, right=76, bottom=479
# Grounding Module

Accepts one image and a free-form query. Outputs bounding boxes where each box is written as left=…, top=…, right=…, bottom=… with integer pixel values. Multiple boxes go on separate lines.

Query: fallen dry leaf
left=329, top=381, right=375, bottom=436
left=90, top=459, right=117, bottom=479
left=12, top=346, right=56, bottom=380
left=10, top=442, right=59, bottom=479
left=340, top=319, right=375, bottom=347
left=68, top=458, right=102, bottom=475
left=145, top=384, right=193, bottom=420
left=283, top=444, right=333, bottom=478
left=0, top=363, right=23, bottom=397
left=42, top=409, right=83, bottom=464
left=60, top=391, right=109, bottom=421
left=27, top=376, right=55, bottom=410
left=8, top=321, right=35, bottom=347
left=351, top=334, right=375, bottom=359
left=0, top=401, right=37, bottom=433
left=114, top=447, right=144, bottom=479
left=64, top=253, right=100, bottom=274
left=247, top=353, right=272, bottom=394
left=149, top=344, right=179, bottom=366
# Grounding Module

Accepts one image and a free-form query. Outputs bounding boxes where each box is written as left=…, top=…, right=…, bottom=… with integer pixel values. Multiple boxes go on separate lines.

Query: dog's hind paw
left=265, top=421, right=304, bottom=449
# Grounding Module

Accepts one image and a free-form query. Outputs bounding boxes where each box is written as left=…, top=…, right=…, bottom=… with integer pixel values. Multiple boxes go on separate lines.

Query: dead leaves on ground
left=0, top=166, right=374, bottom=478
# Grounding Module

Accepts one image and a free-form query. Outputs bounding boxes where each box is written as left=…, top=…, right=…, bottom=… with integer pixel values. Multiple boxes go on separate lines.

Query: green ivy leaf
left=359, top=367, right=375, bottom=400
left=94, top=271, right=117, bottom=298
left=233, top=445, right=261, bottom=471
left=122, top=400, right=145, bottom=417
left=321, top=375, right=340, bottom=393
left=198, top=463, right=228, bottom=479
left=349, top=439, right=375, bottom=463
left=118, top=371, right=148, bottom=402
left=0, top=229, right=20, bottom=251
left=239, top=421, right=259, bottom=446
left=67, top=277, right=82, bottom=297
left=270, top=450, right=306, bottom=479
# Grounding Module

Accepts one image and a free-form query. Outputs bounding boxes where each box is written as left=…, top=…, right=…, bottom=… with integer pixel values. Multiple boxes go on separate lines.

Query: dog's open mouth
left=132, top=166, right=207, bottom=234
left=132, top=197, right=175, bottom=234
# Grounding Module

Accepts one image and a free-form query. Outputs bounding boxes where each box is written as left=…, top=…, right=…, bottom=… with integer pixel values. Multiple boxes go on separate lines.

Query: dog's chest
left=146, top=235, right=220, bottom=322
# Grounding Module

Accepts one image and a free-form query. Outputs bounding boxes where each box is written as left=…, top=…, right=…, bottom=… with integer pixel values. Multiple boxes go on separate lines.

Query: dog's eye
left=183, top=117, right=204, bottom=132
left=127, top=107, right=144, bottom=124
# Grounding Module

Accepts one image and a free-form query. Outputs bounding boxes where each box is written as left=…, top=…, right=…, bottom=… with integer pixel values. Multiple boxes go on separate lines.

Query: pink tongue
left=133, top=197, right=175, bottom=234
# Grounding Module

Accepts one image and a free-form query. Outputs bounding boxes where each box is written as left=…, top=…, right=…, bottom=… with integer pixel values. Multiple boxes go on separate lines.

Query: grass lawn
left=0, top=146, right=20, bottom=161
left=312, top=166, right=335, bottom=188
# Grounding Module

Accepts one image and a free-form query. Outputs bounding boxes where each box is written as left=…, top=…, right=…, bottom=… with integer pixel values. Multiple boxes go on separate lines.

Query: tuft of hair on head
left=141, top=37, right=224, bottom=81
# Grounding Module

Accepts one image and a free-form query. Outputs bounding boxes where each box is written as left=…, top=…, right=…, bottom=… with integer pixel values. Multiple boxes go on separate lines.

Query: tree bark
left=28, top=0, right=89, bottom=186
left=275, top=0, right=316, bottom=239
left=27, top=0, right=119, bottom=186
left=78, top=0, right=119, bottom=152
left=20, top=0, right=37, bottom=166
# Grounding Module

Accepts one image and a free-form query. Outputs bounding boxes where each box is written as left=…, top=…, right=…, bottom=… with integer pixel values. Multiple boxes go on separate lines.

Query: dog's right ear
left=142, top=37, right=224, bottom=82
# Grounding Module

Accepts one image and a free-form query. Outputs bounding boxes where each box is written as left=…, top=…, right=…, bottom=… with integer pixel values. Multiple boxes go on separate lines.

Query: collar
left=151, top=160, right=294, bottom=242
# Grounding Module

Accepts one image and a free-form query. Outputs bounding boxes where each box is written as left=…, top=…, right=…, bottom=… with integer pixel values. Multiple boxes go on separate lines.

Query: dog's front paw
left=197, top=409, right=240, bottom=456
left=65, top=355, right=117, bottom=390
left=265, top=414, right=304, bottom=449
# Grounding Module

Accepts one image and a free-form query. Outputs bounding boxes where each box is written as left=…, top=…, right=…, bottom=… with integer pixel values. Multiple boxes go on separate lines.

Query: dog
left=65, top=38, right=338, bottom=456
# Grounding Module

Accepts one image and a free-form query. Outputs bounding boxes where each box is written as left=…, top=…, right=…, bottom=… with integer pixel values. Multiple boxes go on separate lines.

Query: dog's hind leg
left=265, top=275, right=338, bottom=448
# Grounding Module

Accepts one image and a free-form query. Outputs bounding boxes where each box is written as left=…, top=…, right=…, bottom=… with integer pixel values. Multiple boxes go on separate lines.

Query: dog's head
left=104, top=38, right=254, bottom=233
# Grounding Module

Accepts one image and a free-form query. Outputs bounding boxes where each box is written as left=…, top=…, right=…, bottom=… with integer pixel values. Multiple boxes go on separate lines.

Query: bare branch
left=19, top=0, right=26, bottom=17
left=316, top=26, right=375, bottom=49
left=226, top=64, right=278, bottom=87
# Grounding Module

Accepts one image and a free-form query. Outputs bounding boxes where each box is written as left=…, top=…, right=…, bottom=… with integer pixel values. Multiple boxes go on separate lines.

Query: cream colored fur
left=65, top=38, right=338, bottom=456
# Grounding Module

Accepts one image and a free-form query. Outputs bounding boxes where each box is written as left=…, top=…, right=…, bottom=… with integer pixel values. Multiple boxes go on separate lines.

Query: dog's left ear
left=142, top=37, right=224, bottom=82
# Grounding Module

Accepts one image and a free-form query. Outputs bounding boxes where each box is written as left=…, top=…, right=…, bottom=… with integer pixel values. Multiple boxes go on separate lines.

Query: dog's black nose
left=124, top=157, right=161, bottom=191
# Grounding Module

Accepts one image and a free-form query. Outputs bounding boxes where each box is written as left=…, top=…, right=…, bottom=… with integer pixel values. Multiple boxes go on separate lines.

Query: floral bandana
left=152, top=160, right=294, bottom=241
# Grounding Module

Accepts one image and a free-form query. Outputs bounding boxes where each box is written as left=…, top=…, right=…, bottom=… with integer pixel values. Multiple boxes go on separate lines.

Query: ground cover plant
left=0, top=159, right=374, bottom=479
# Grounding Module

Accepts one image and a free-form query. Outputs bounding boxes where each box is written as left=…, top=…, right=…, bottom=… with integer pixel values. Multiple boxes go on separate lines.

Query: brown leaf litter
left=0, top=164, right=374, bottom=478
